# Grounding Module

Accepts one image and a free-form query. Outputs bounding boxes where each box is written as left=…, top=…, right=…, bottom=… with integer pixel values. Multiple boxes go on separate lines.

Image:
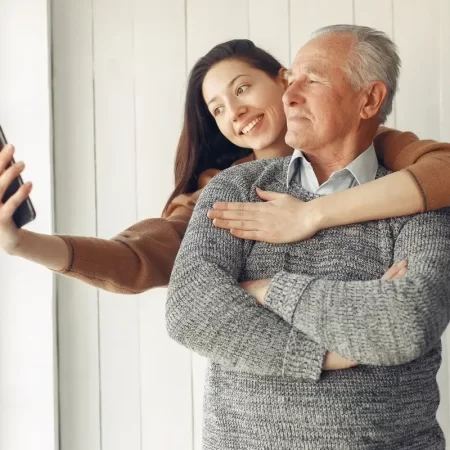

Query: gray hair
left=312, top=25, right=401, bottom=123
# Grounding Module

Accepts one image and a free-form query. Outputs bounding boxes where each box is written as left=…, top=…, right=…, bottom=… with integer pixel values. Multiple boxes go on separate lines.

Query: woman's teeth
left=242, top=115, right=263, bottom=134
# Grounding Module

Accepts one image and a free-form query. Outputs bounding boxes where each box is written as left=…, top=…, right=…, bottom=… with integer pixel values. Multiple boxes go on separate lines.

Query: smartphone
left=0, top=125, right=36, bottom=228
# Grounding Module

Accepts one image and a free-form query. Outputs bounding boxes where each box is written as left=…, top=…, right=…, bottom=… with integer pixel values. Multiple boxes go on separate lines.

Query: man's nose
left=282, top=81, right=304, bottom=107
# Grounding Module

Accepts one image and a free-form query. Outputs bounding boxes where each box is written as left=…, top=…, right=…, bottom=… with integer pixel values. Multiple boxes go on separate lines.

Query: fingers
left=0, top=144, right=15, bottom=174
left=381, top=260, right=408, bottom=280
left=212, top=218, right=260, bottom=231
left=208, top=209, right=257, bottom=220
left=0, top=182, right=32, bottom=218
left=230, top=228, right=268, bottom=242
left=391, top=266, right=407, bottom=280
left=212, top=201, right=261, bottom=211
left=255, top=188, right=285, bottom=201
left=0, top=160, right=26, bottom=201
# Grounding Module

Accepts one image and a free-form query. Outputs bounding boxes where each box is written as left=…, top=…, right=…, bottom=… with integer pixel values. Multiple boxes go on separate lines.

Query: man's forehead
left=288, top=34, right=352, bottom=75
left=287, top=55, right=328, bottom=78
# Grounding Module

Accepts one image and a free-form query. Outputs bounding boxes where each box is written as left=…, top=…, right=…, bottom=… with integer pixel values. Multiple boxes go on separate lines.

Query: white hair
left=312, top=24, right=401, bottom=123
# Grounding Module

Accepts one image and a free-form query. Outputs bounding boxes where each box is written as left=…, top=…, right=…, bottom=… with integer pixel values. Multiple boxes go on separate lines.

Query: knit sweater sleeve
left=264, top=208, right=450, bottom=366
left=166, top=169, right=326, bottom=380
left=374, top=126, right=450, bottom=211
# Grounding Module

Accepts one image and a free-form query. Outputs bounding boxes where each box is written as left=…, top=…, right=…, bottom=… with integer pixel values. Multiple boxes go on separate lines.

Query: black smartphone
left=0, top=125, right=36, bottom=228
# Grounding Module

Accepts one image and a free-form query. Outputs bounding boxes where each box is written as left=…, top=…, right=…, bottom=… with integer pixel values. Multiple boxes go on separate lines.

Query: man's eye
left=236, top=85, right=249, bottom=95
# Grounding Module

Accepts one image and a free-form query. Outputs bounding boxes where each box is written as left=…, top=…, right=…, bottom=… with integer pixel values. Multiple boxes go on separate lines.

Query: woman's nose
left=230, top=103, right=247, bottom=121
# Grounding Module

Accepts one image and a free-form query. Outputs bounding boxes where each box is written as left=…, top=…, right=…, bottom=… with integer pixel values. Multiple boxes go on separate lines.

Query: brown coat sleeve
left=374, top=126, right=450, bottom=211
left=55, top=197, right=196, bottom=294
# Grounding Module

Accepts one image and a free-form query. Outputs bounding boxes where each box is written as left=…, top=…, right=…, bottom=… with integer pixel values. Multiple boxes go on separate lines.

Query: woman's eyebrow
left=207, top=74, right=249, bottom=106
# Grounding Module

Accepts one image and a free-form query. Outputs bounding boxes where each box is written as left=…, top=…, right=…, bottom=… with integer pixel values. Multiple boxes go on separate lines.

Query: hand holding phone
left=0, top=126, right=36, bottom=228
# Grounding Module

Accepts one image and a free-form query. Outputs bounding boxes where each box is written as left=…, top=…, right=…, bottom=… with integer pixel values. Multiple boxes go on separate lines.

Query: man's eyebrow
left=284, top=66, right=326, bottom=81
left=206, top=74, right=249, bottom=107
left=303, top=65, right=326, bottom=77
left=284, top=69, right=293, bottom=80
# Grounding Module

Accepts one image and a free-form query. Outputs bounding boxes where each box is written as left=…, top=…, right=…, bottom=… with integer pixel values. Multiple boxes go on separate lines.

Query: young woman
left=0, top=39, right=447, bottom=293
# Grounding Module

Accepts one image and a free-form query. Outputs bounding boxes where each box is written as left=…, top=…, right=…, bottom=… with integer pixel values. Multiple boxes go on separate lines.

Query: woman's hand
left=208, top=188, right=324, bottom=243
left=0, top=144, right=32, bottom=253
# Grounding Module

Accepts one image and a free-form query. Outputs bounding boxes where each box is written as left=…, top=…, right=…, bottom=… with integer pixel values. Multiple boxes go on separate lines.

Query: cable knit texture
left=166, top=157, right=450, bottom=450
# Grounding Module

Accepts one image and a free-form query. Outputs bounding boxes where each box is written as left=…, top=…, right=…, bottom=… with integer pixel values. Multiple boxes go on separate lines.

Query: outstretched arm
left=0, top=144, right=194, bottom=294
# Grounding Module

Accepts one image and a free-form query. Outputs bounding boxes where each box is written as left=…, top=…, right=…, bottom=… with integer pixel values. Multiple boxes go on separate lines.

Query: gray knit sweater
left=166, top=157, right=450, bottom=450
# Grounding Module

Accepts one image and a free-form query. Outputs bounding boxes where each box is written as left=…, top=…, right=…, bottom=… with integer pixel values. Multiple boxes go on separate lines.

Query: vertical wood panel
left=441, top=0, right=450, bottom=143
left=52, top=0, right=101, bottom=448
left=187, top=0, right=249, bottom=70
left=134, top=1, right=193, bottom=448
left=354, top=0, right=396, bottom=129
left=394, top=0, right=440, bottom=138
left=0, top=1, right=56, bottom=449
left=92, top=0, right=141, bottom=448
left=187, top=3, right=249, bottom=447
left=289, top=0, right=354, bottom=62
left=440, top=1, right=450, bottom=446
left=249, top=0, right=290, bottom=67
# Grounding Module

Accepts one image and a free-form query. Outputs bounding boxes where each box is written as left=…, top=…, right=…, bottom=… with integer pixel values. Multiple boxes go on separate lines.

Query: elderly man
left=166, top=25, right=450, bottom=449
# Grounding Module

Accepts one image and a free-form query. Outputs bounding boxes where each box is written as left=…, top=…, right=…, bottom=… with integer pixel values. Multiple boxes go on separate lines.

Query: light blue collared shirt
left=286, top=144, right=379, bottom=194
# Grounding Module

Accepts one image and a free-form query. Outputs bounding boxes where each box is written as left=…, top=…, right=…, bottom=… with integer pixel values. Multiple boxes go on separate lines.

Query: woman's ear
left=278, top=68, right=288, bottom=90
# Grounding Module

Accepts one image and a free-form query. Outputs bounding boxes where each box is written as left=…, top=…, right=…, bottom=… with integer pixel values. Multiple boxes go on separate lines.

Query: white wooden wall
left=0, top=1, right=57, bottom=450
left=52, top=1, right=450, bottom=449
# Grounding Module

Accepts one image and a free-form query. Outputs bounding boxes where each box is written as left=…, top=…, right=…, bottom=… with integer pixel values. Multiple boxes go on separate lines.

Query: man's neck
left=301, top=132, right=375, bottom=184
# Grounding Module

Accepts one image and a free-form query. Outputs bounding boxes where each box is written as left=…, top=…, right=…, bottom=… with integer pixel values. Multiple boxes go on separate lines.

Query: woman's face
left=202, top=59, right=288, bottom=152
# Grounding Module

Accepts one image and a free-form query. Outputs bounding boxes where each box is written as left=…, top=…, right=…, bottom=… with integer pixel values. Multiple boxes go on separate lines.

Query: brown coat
left=56, top=127, right=450, bottom=294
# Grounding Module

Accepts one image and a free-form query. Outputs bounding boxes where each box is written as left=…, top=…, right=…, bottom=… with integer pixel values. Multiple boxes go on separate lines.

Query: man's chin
left=285, top=130, right=306, bottom=149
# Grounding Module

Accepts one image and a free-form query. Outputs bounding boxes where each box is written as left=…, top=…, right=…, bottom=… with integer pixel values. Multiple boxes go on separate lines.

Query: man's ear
left=278, top=68, right=289, bottom=90
left=360, top=81, right=388, bottom=120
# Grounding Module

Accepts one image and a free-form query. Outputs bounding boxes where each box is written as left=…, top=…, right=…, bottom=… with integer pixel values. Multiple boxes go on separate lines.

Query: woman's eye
left=214, top=106, right=224, bottom=116
left=236, top=84, right=249, bottom=95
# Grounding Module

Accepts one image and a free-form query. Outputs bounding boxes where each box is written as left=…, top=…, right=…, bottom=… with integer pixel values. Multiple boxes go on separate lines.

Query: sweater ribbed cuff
left=283, top=328, right=326, bottom=381
left=265, top=271, right=315, bottom=324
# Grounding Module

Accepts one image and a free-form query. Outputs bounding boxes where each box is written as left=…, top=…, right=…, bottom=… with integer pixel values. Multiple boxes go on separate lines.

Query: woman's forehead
left=202, top=60, right=261, bottom=102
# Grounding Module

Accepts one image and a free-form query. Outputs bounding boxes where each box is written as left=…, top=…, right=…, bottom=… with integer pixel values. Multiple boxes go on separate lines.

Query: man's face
left=283, top=33, right=365, bottom=152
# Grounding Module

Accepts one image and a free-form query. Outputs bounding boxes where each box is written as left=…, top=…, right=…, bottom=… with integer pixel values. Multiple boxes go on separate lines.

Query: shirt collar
left=286, top=143, right=378, bottom=188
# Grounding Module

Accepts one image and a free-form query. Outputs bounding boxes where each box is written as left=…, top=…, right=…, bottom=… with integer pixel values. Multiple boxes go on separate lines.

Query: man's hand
left=208, top=188, right=323, bottom=243
left=240, top=278, right=272, bottom=305
left=323, top=352, right=359, bottom=370
left=240, top=261, right=408, bottom=370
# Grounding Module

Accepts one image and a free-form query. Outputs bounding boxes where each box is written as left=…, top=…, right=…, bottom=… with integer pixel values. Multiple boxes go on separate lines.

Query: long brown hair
left=163, top=39, right=284, bottom=214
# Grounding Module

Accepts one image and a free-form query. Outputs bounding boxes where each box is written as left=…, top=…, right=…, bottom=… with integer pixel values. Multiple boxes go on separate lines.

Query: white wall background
left=0, top=1, right=58, bottom=449
left=10, top=0, right=445, bottom=449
